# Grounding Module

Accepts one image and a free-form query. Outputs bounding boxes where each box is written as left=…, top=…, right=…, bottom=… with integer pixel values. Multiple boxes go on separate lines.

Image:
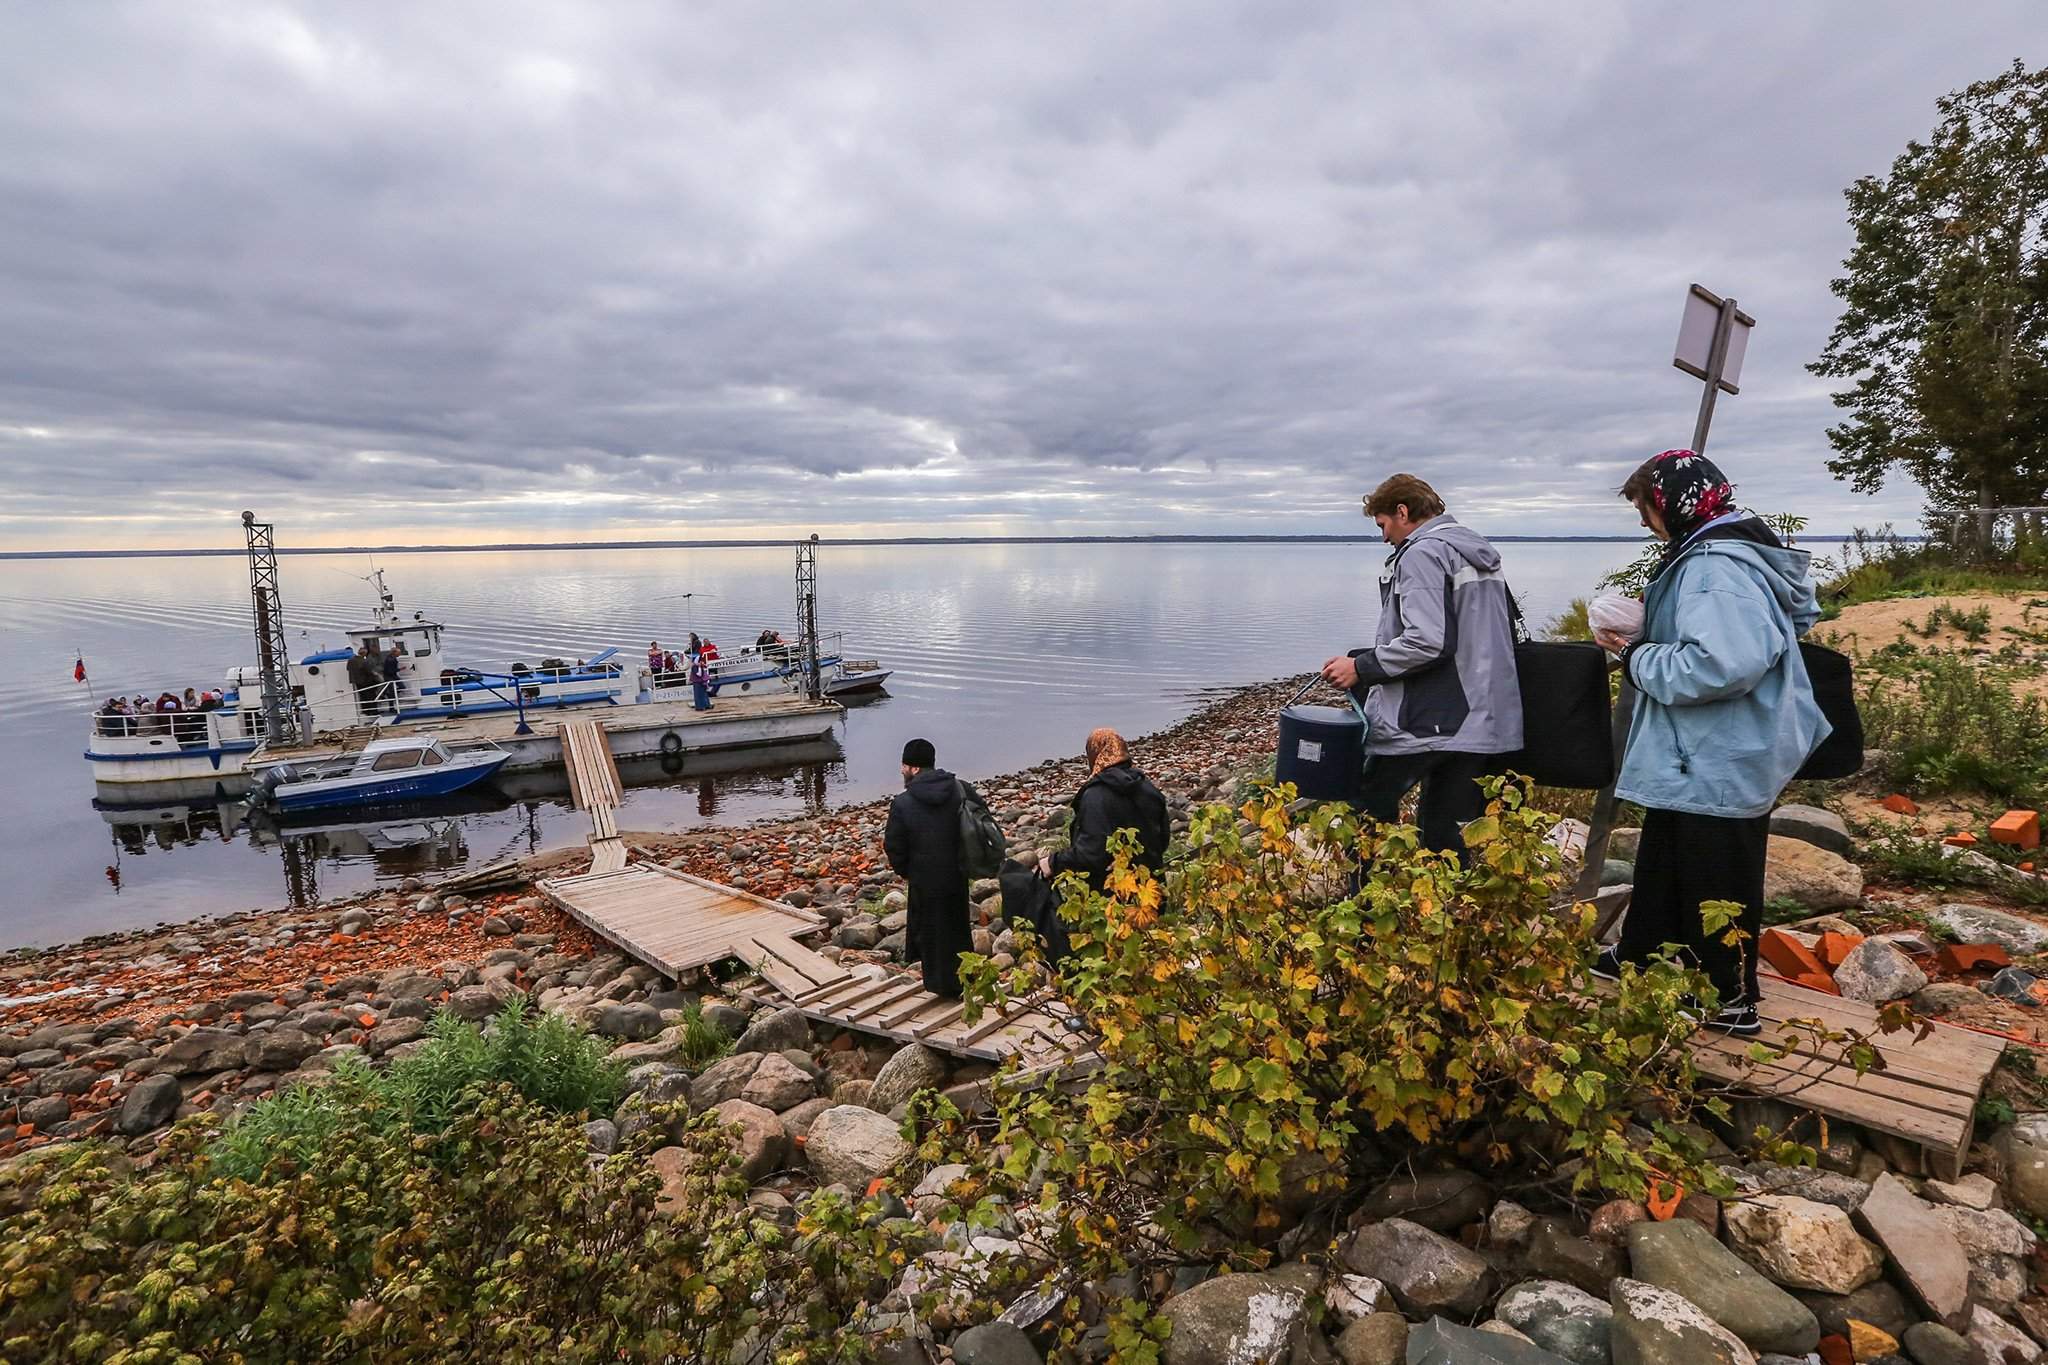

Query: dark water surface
left=0, top=541, right=1634, bottom=948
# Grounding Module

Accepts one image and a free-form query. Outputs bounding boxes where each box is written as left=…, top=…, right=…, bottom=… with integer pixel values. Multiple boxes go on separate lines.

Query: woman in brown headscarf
left=1040, top=727, right=1171, bottom=893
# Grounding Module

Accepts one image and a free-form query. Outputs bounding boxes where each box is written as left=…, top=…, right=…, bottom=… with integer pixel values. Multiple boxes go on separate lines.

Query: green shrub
left=1856, top=646, right=2048, bottom=806
left=0, top=1089, right=916, bottom=1362
left=212, top=999, right=625, bottom=1181
left=673, top=1002, right=735, bottom=1068
left=1545, top=597, right=1593, bottom=642
left=934, top=782, right=1835, bottom=1355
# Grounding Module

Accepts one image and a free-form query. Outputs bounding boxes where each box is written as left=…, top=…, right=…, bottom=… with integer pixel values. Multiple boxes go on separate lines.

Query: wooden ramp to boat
left=559, top=717, right=629, bottom=872
left=537, top=862, right=826, bottom=974
left=737, top=940, right=1095, bottom=1071
left=1692, top=973, right=2005, bottom=1179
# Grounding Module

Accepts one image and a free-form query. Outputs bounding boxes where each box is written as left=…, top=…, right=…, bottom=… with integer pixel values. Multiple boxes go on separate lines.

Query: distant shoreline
left=3, top=533, right=1869, bottom=561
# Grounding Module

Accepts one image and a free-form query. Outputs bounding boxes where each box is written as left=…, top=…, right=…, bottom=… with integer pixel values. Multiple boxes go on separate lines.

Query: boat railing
left=91, top=708, right=229, bottom=745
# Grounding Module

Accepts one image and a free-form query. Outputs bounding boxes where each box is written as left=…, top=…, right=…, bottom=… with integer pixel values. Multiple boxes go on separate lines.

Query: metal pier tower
left=242, top=511, right=293, bottom=743
left=796, top=533, right=821, bottom=700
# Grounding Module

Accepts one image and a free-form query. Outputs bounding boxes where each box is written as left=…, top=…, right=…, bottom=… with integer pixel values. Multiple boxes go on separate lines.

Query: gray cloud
left=0, top=2, right=2037, bottom=547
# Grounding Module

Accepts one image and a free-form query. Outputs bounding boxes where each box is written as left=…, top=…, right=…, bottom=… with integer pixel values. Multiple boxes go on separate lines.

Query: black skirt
left=1617, top=806, right=1769, bottom=1005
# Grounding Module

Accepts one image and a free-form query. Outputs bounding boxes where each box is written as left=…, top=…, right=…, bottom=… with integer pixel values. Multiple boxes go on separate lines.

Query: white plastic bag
left=1587, top=592, right=1645, bottom=644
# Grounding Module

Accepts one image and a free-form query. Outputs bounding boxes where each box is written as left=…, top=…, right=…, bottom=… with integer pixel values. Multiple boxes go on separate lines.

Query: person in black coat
left=883, top=737, right=976, bottom=998
left=1043, top=728, right=1169, bottom=893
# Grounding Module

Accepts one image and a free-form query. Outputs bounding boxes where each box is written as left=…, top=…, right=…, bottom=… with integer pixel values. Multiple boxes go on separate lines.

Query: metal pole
left=1689, top=296, right=1738, bottom=454
left=797, top=535, right=821, bottom=700
left=242, top=511, right=292, bottom=745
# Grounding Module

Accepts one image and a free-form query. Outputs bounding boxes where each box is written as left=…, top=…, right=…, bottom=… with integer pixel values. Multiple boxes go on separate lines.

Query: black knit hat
left=901, top=738, right=936, bottom=768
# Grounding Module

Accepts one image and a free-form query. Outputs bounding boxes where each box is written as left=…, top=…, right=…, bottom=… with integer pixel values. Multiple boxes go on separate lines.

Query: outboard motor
left=251, top=764, right=297, bottom=807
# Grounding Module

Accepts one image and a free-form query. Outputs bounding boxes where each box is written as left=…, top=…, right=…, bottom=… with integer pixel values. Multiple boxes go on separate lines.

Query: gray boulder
left=710, top=1099, right=788, bottom=1184
left=1404, top=1317, right=1577, bottom=1364
left=867, top=1043, right=950, bottom=1114
left=1525, top=1220, right=1626, bottom=1298
left=1854, top=1172, right=1974, bottom=1330
left=1900, top=1320, right=1980, bottom=1365
left=732, top=1005, right=810, bottom=1055
left=1334, top=1312, right=1408, bottom=1365
left=1720, top=1193, right=1885, bottom=1293
left=116, top=1074, right=182, bottom=1135
left=1928, top=903, right=2048, bottom=957
left=1355, top=1169, right=1491, bottom=1234
left=1607, top=1278, right=1755, bottom=1365
left=1992, top=1112, right=2048, bottom=1223
left=1342, top=1218, right=1498, bottom=1318
left=1768, top=804, right=1854, bottom=857
left=738, top=1053, right=816, bottom=1112
left=1832, top=939, right=1929, bottom=1005
left=243, top=1028, right=321, bottom=1072
left=1966, top=1304, right=2039, bottom=1363
left=1158, top=1263, right=1318, bottom=1365
left=690, top=1051, right=764, bottom=1108
left=1626, top=1217, right=1817, bottom=1355
left=581, top=1118, right=618, bottom=1155
left=1787, top=1279, right=1911, bottom=1342
left=951, top=1322, right=1043, bottom=1365
left=595, top=1002, right=662, bottom=1041
left=1494, top=1278, right=1613, bottom=1365
left=803, top=1104, right=910, bottom=1188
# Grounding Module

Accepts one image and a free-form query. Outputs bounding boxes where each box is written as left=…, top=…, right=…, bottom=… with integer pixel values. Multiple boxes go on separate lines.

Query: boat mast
left=242, top=511, right=293, bottom=744
left=796, top=533, right=821, bottom=700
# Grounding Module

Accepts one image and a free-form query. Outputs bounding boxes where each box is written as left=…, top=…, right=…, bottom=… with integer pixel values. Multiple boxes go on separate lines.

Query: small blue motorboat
left=253, top=737, right=510, bottom=813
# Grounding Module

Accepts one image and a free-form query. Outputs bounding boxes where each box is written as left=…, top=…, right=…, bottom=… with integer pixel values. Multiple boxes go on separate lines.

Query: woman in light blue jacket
left=1590, top=450, right=1829, bottom=1036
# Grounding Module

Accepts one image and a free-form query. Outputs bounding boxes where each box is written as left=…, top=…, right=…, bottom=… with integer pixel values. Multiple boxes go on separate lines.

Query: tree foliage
left=1809, top=59, right=2048, bottom=509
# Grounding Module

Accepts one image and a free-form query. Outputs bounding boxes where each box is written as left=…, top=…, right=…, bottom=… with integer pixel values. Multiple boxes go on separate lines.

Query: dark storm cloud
left=0, top=3, right=2038, bottom=547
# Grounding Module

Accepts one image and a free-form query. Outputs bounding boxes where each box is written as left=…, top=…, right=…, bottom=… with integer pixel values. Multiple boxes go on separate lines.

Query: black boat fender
left=659, top=731, right=683, bottom=755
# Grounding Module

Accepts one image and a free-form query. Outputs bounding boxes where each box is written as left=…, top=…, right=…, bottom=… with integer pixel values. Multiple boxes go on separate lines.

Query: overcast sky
left=0, top=4, right=2039, bottom=550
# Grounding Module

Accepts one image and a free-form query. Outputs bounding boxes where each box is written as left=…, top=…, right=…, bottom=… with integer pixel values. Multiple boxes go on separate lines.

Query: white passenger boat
left=84, top=566, right=878, bottom=790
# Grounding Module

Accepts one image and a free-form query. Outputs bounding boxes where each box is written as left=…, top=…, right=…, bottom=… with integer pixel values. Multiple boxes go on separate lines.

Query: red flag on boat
left=74, top=657, right=86, bottom=683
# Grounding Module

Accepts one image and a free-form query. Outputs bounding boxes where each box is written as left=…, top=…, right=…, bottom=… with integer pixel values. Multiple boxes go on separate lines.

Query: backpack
left=1131, top=777, right=1171, bottom=868
left=955, top=781, right=1008, bottom=879
left=1794, top=641, right=1864, bottom=780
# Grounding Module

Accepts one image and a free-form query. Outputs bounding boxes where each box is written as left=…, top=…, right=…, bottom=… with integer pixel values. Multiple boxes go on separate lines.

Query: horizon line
left=4, top=531, right=1874, bottom=561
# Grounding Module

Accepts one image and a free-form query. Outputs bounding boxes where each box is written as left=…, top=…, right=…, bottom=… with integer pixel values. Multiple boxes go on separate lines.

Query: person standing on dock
left=884, top=738, right=975, bottom=998
left=1320, top=473, right=1522, bottom=860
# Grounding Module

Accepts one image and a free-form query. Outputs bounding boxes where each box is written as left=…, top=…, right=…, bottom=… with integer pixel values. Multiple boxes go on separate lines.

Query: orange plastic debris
left=1789, top=969, right=1842, bottom=996
left=357, top=1013, right=378, bottom=1028
left=1816, top=932, right=1865, bottom=969
left=865, top=1178, right=888, bottom=1198
left=15, top=1124, right=32, bottom=1139
left=1991, top=810, right=2042, bottom=850
left=2025, top=862, right=2038, bottom=873
left=1645, top=1178, right=1683, bottom=1221
left=1940, top=943, right=2012, bottom=973
left=1880, top=794, right=1920, bottom=815
left=1943, top=832, right=1978, bottom=847
left=1761, top=929, right=1831, bottom=984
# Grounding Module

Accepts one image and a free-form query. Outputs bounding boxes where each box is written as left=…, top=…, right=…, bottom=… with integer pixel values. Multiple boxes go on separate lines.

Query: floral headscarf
left=1640, top=449, right=1738, bottom=581
left=1084, top=727, right=1131, bottom=776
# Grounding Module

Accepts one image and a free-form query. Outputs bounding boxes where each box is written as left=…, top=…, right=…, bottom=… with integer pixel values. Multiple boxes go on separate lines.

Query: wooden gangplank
left=558, top=717, right=630, bottom=870
left=1692, top=973, right=2004, bottom=1180
left=537, top=862, right=825, bottom=976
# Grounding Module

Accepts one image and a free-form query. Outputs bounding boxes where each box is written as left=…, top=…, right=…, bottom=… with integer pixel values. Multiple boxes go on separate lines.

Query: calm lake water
left=0, top=540, right=1637, bottom=949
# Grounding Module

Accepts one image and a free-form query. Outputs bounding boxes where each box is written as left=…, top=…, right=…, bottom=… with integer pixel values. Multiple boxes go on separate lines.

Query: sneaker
left=1589, top=946, right=1624, bottom=982
left=1697, top=1002, right=1762, bottom=1037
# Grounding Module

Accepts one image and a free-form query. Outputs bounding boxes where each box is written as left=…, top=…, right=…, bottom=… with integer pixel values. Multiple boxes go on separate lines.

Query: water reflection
left=89, top=736, right=846, bottom=909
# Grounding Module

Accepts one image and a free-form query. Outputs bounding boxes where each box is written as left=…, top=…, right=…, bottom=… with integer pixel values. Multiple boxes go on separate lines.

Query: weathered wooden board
left=1691, top=972, right=2003, bottom=1180
left=536, top=864, right=823, bottom=977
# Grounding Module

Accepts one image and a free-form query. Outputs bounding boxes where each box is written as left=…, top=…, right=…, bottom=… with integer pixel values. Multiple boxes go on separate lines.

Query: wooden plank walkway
left=536, top=862, right=825, bottom=976
left=732, top=936, right=1094, bottom=1070
left=558, top=717, right=630, bottom=871
left=1691, top=972, right=2004, bottom=1179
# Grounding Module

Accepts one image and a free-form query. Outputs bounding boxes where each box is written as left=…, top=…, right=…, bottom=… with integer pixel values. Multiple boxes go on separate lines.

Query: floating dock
left=244, top=691, right=841, bottom=782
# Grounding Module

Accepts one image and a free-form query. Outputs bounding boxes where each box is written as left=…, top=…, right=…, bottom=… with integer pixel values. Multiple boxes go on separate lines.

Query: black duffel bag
left=1499, top=596, right=1616, bottom=791
left=1795, top=640, right=1863, bottom=779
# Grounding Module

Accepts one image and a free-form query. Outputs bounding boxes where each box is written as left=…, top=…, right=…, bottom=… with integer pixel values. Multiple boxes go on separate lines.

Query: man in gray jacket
left=1321, top=473, right=1523, bottom=858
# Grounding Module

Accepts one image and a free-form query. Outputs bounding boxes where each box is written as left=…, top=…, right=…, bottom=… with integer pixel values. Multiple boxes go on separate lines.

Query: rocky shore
left=0, top=675, right=1307, bottom=1154
left=16, top=669, right=2048, bottom=1363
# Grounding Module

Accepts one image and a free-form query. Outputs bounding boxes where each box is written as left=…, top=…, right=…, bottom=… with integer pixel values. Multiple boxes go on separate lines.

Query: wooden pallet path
left=732, top=937, right=1094, bottom=1071
left=536, top=862, right=825, bottom=976
left=1691, top=972, right=2004, bottom=1180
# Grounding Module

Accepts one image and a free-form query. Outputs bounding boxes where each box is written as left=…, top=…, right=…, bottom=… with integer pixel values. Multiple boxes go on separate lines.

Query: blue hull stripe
left=84, top=742, right=259, bottom=765
left=274, top=761, right=507, bottom=811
